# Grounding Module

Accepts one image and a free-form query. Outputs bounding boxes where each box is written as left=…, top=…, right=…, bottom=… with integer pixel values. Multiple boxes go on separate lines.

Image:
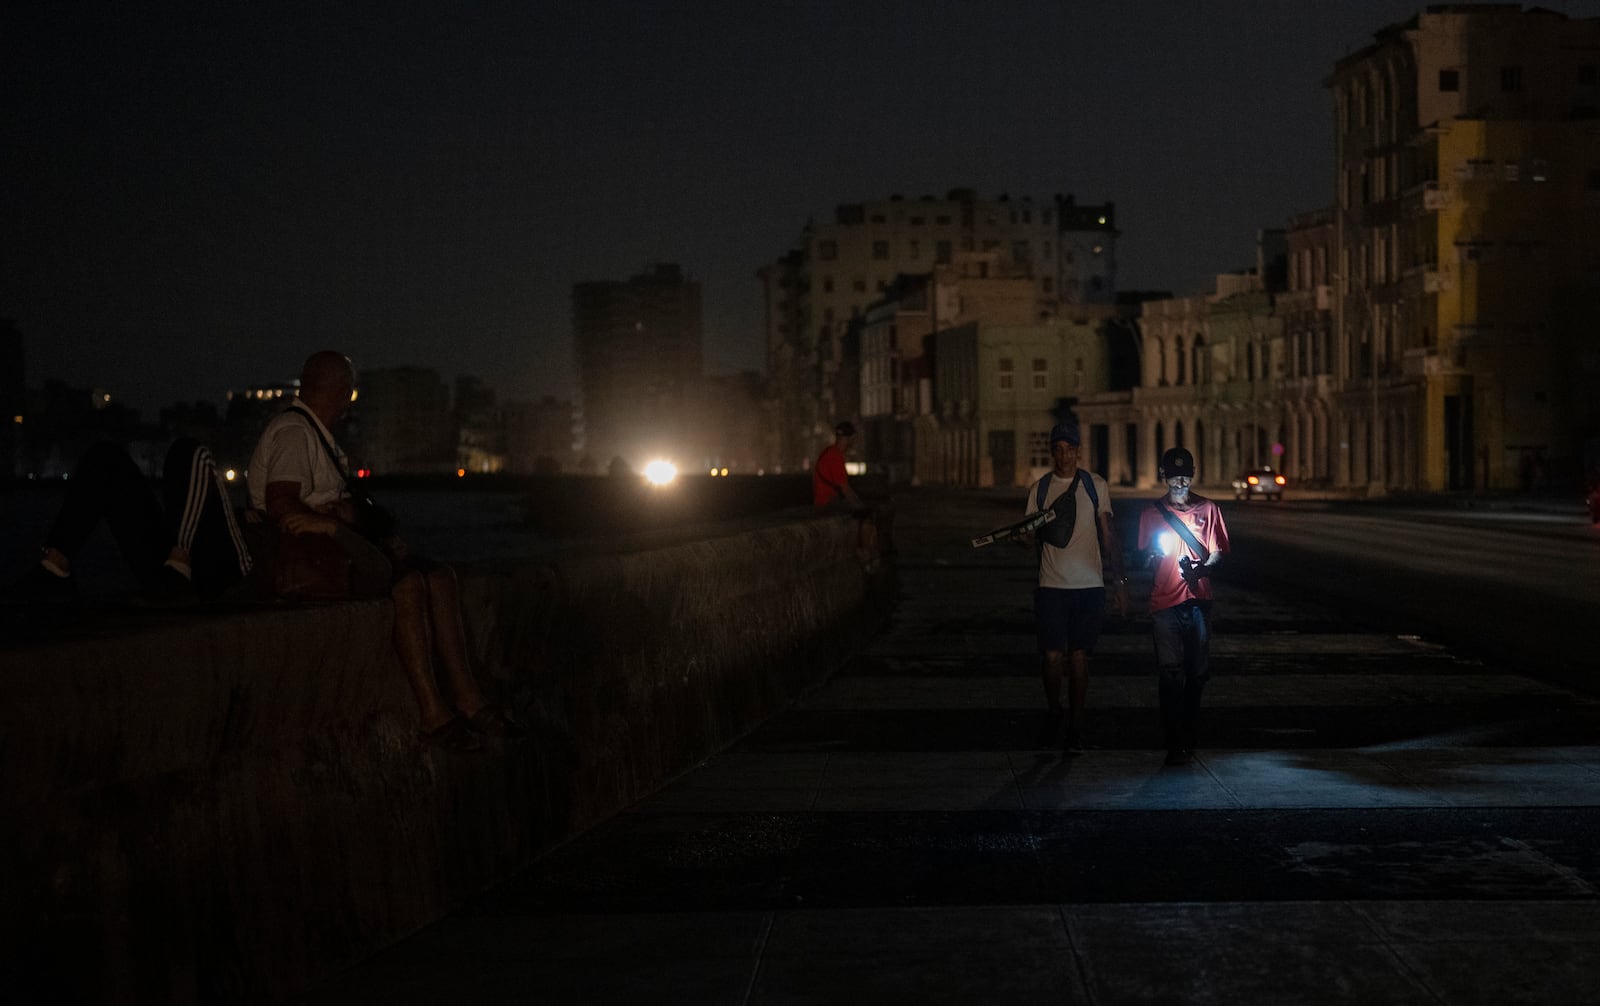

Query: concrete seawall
left=0, top=513, right=892, bottom=1003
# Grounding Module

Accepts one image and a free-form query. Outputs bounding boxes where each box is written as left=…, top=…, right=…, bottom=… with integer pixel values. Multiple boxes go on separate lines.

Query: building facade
left=762, top=190, right=1117, bottom=473
left=572, top=263, right=704, bottom=472
left=1328, top=4, right=1600, bottom=490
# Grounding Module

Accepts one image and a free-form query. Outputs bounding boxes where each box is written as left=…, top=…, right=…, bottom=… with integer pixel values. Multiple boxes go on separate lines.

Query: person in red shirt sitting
left=812, top=421, right=878, bottom=566
left=1136, top=447, right=1231, bottom=766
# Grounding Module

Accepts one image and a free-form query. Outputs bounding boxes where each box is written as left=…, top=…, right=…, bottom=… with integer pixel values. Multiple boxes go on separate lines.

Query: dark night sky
left=6, top=1, right=1600, bottom=416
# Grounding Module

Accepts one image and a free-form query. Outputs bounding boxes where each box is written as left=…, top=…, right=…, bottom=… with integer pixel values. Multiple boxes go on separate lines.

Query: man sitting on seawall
left=248, top=350, right=524, bottom=751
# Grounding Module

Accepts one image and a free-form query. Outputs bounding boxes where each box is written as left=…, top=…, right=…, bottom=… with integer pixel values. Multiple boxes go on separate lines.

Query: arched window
left=1175, top=336, right=1187, bottom=385
left=1247, top=343, right=1258, bottom=380
left=1191, top=334, right=1206, bottom=385
left=1175, top=420, right=1185, bottom=449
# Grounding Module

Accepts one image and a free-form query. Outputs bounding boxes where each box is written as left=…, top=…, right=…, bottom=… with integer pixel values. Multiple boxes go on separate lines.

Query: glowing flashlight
left=1157, top=531, right=1178, bottom=557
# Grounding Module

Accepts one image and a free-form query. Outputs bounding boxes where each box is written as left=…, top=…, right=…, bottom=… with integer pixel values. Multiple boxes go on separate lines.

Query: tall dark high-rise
left=572, top=263, right=704, bottom=470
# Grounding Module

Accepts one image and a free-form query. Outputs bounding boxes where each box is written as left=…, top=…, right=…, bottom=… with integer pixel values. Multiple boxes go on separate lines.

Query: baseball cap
left=1159, top=447, right=1195, bottom=480
left=834, top=421, right=856, bottom=437
left=1049, top=423, right=1080, bottom=446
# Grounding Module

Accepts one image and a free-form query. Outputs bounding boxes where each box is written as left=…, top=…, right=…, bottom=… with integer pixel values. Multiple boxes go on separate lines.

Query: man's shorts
left=1035, top=586, right=1106, bottom=654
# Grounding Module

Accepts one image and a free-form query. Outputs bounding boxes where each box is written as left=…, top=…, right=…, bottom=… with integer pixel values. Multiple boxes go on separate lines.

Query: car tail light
left=1274, top=475, right=1286, bottom=486
left=1247, top=475, right=1260, bottom=486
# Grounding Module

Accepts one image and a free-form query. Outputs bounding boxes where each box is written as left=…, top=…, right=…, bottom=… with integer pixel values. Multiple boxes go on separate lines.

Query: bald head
left=297, top=351, right=355, bottom=425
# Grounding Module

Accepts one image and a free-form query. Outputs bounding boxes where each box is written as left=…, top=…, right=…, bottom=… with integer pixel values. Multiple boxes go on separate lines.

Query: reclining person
left=10, top=438, right=251, bottom=604
left=249, top=350, right=521, bottom=750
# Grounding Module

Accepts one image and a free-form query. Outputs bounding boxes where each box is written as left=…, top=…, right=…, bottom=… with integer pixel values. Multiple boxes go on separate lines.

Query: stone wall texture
left=0, top=513, right=891, bottom=1003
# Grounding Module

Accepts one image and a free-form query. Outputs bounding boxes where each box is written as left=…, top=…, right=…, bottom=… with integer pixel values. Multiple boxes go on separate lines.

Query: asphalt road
left=1205, top=495, right=1600, bottom=692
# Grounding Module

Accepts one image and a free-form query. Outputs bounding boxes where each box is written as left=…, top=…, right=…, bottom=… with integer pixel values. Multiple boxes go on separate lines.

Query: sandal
left=419, top=715, right=484, bottom=752
left=465, top=705, right=529, bottom=739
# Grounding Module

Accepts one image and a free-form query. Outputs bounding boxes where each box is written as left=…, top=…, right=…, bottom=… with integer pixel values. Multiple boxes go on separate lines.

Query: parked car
left=1233, top=467, right=1286, bottom=501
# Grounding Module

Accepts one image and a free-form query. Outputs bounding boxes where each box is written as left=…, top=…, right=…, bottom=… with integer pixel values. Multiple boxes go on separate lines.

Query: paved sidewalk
left=305, top=491, right=1600, bottom=1005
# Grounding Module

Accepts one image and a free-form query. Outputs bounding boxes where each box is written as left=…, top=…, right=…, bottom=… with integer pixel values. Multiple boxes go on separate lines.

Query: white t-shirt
left=1023, top=468, right=1112, bottom=589
left=247, top=403, right=350, bottom=511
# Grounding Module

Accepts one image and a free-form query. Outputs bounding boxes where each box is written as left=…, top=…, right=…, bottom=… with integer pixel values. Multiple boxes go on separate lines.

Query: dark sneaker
left=134, top=565, right=200, bottom=607
left=1064, top=727, right=1089, bottom=756
left=3, top=564, right=78, bottom=606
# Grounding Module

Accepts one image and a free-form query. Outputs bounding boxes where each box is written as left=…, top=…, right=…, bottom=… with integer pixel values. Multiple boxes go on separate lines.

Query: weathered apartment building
left=1111, top=3, right=1600, bottom=495
left=760, top=190, right=1119, bottom=475
left=1111, top=3, right=1600, bottom=494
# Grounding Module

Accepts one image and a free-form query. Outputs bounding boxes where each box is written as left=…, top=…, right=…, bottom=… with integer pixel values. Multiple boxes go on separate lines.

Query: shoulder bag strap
left=289, top=403, right=353, bottom=485
left=1155, top=499, right=1207, bottom=561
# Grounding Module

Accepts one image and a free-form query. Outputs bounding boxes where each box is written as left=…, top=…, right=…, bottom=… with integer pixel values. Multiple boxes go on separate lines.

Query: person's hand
left=281, top=511, right=340, bottom=536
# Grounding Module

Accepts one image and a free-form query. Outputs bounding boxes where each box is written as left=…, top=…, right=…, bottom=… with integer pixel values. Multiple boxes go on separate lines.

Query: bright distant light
left=223, top=469, right=237, bottom=482
left=456, top=468, right=466, bottom=478
left=643, top=460, right=677, bottom=486
left=720, top=467, right=729, bottom=476
left=1157, top=532, right=1177, bottom=556
left=709, top=467, right=719, bottom=477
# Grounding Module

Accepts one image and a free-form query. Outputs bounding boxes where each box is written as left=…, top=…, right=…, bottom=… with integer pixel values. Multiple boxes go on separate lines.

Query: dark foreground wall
left=0, top=514, right=892, bottom=1004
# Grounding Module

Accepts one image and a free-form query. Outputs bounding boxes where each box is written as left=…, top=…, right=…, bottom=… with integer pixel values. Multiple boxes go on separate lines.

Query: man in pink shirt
left=1136, top=447, right=1231, bottom=766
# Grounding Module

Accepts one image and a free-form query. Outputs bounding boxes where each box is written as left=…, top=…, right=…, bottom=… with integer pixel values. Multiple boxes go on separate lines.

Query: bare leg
left=422, top=565, right=488, bottom=716
left=1040, top=650, right=1066, bottom=711
left=391, top=570, right=454, bottom=732
left=1066, top=649, right=1090, bottom=733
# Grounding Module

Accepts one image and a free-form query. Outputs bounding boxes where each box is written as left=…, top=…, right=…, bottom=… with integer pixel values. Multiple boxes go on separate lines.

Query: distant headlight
left=643, top=460, right=677, bottom=486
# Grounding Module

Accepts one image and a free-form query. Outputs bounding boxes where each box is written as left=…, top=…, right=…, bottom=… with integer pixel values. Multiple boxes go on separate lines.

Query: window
left=822, top=276, right=834, bottom=293
left=852, top=278, right=866, bottom=292
left=1502, top=66, right=1522, bottom=92
left=1439, top=69, right=1459, bottom=92
left=998, top=358, right=1014, bottom=390
left=872, top=240, right=889, bottom=260
left=908, top=240, right=921, bottom=259
left=1032, top=358, right=1048, bottom=391
left=1013, top=240, right=1030, bottom=264
left=1532, top=158, right=1550, bottom=182
left=817, top=240, right=837, bottom=261
left=1041, top=277, right=1053, bottom=293
left=935, top=240, right=952, bottom=264
left=936, top=215, right=951, bottom=225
